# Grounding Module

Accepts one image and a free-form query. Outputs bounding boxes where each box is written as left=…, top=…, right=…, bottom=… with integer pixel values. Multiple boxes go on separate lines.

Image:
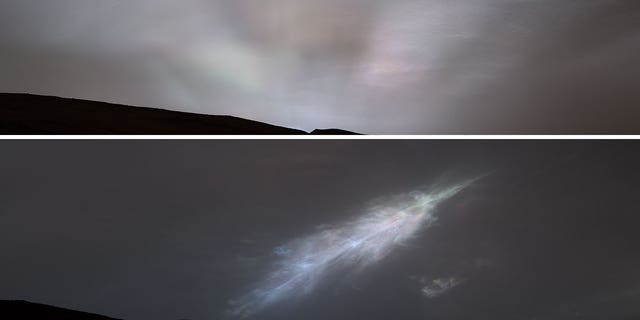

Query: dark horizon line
left=0, top=92, right=360, bottom=135
left=0, top=299, right=123, bottom=320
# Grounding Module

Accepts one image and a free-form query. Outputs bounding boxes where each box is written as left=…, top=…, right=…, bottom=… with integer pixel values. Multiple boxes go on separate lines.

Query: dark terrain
left=0, top=93, right=357, bottom=134
left=0, top=300, right=121, bottom=319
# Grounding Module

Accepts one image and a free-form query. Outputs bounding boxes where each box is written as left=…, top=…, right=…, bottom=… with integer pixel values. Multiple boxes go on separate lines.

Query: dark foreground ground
left=0, top=93, right=357, bottom=134
left=0, top=300, right=121, bottom=320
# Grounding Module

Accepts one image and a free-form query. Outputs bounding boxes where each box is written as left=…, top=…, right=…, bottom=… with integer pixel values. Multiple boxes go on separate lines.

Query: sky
left=1, top=0, right=639, bottom=133
left=1, top=140, right=639, bottom=319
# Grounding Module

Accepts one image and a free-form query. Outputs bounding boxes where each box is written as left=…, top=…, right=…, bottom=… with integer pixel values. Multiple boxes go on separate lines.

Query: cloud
left=2, top=1, right=638, bottom=132
left=421, top=277, right=465, bottom=298
left=228, top=180, right=475, bottom=318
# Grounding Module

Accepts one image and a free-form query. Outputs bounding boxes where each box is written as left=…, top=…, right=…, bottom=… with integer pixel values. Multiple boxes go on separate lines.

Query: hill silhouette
left=0, top=93, right=358, bottom=134
left=0, top=300, right=121, bottom=319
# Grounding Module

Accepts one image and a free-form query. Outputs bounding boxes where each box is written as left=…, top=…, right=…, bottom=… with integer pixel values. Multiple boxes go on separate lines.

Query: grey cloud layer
left=1, top=0, right=638, bottom=133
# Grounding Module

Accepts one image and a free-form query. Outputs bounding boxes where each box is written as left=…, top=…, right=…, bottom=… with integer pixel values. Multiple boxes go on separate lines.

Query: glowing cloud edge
left=228, top=178, right=478, bottom=318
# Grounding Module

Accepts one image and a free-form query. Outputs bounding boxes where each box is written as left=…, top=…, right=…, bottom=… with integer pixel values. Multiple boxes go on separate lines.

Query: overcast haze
left=1, top=140, right=639, bottom=319
left=1, top=0, right=639, bottom=133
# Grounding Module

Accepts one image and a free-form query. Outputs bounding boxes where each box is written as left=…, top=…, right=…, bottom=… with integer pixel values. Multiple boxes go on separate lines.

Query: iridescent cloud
left=229, top=179, right=477, bottom=318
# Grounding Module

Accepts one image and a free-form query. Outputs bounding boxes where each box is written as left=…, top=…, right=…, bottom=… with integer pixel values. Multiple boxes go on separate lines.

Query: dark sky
left=1, top=1, right=639, bottom=133
left=1, top=140, right=639, bottom=320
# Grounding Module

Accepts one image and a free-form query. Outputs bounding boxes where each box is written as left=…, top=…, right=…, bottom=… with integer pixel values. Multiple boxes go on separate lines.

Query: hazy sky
left=1, top=140, right=639, bottom=319
left=1, top=0, right=639, bottom=133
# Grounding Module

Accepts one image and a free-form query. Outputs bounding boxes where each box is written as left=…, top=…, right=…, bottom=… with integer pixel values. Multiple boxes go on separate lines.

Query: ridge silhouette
left=0, top=300, right=122, bottom=320
left=0, top=93, right=359, bottom=135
